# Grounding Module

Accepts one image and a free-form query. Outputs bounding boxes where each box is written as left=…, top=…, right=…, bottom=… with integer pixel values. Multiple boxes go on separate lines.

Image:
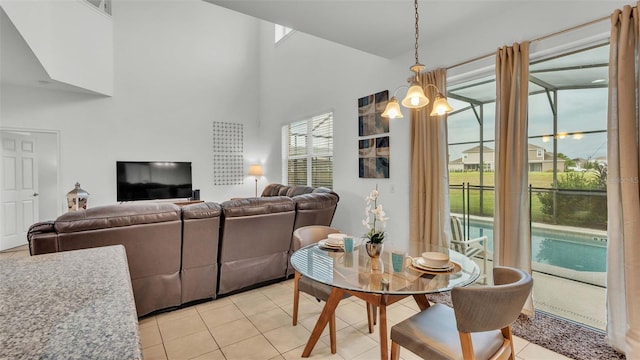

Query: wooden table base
left=301, top=288, right=431, bottom=360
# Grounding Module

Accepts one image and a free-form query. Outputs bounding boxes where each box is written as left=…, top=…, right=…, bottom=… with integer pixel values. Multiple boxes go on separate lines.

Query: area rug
left=427, top=292, right=625, bottom=360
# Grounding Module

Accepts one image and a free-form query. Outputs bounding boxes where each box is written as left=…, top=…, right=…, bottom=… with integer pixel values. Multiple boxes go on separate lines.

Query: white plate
left=318, top=239, right=343, bottom=249
left=412, top=257, right=455, bottom=271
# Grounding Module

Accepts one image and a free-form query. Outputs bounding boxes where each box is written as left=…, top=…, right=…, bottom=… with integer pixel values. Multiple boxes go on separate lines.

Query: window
left=275, top=24, right=293, bottom=43
left=284, top=113, right=333, bottom=188
left=446, top=42, right=609, bottom=331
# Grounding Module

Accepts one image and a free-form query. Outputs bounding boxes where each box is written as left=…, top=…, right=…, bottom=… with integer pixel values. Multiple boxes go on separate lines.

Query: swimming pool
left=466, top=218, right=607, bottom=272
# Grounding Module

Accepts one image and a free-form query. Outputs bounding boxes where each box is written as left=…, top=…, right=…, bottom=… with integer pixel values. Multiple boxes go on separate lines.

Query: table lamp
left=248, top=164, right=263, bottom=197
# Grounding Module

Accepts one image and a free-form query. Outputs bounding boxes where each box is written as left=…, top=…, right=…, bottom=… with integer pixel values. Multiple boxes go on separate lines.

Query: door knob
left=33, top=193, right=39, bottom=197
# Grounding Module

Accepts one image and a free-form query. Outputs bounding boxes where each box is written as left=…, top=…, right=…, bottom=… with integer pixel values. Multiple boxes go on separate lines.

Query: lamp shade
left=429, top=94, right=454, bottom=116
left=401, top=83, right=429, bottom=109
left=381, top=96, right=404, bottom=119
left=248, top=164, right=263, bottom=176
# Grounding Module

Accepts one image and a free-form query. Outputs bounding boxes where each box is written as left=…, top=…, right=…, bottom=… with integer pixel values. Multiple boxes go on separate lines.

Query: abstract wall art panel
left=213, top=122, right=244, bottom=185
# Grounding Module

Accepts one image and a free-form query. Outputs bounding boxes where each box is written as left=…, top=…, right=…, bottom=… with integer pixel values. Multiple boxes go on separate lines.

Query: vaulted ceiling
left=204, top=0, right=633, bottom=59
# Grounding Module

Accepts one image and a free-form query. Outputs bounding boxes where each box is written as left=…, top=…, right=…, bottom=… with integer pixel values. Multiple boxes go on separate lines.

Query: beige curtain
left=494, top=42, right=533, bottom=316
left=607, top=3, right=640, bottom=355
left=409, top=68, right=451, bottom=255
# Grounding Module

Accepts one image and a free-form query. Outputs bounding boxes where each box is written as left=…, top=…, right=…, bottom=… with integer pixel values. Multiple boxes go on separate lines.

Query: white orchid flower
left=370, top=189, right=378, bottom=197
left=362, top=185, right=388, bottom=241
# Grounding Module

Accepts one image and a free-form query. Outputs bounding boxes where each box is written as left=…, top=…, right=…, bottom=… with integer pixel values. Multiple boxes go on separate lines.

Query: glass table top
left=291, top=243, right=481, bottom=295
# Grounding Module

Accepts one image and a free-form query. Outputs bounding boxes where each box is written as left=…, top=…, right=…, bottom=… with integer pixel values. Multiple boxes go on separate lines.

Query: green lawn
left=448, top=171, right=554, bottom=218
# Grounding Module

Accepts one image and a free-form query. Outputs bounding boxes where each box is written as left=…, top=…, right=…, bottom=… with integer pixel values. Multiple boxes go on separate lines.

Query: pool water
left=466, top=219, right=606, bottom=272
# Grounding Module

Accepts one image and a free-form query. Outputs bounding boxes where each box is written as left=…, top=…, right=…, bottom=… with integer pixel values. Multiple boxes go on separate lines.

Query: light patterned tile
left=517, top=342, right=573, bottom=360
left=229, top=288, right=267, bottom=304
left=200, top=302, right=246, bottom=328
left=210, top=317, right=260, bottom=347
left=133, top=279, right=572, bottom=360
left=195, top=297, right=233, bottom=313
left=351, top=345, right=384, bottom=360
left=385, top=303, right=419, bottom=325
left=320, top=326, right=378, bottom=360
left=190, top=349, right=226, bottom=360
left=298, top=313, right=349, bottom=338
left=247, top=306, right=293, bottom=333
left=282, top=297, right=324, bottom=322
left=138, top=316, right=158, bottom=329
left=164, top=330, right=218, bottom=360
left=142, top=344, right=167, bottom=360
left=261, top=284, right=295, bottom=305
left=139, top=324, right=163, bottom=348
left=334, top=301, right=370, bottom=325
left=263, top=321, right=313, bottom=354
left=513, top=335, right=529, bottom=355
left=158, top=314, right=207, bottom=341
left=281, top=342, right=345, bottom=360
left=156, top=307, right=199, bottom=324
left=221, top=334, right=279, bottom=360
left=234, top=294, right=279, bottom=317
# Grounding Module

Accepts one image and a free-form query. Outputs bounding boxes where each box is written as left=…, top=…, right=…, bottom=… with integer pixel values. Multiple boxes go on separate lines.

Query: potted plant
left=362, top=185, right=389, bottom=258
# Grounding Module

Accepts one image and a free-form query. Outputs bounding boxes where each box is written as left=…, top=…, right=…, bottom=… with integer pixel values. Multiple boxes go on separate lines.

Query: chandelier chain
left=414, top=0, right=419, bottom=65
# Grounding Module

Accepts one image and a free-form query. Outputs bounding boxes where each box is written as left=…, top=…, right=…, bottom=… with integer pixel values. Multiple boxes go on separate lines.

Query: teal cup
left=343, top=236, right=354, bottom=253
left=392, top=251, right=409, bottom=272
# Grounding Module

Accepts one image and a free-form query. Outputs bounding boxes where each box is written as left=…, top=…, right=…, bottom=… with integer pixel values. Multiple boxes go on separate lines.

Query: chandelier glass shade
left=381, top=0, right=453, bottom=119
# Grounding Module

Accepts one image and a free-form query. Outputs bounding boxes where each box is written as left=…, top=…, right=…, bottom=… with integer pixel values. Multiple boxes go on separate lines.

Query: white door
left=1, top=132, right=39, bottom=251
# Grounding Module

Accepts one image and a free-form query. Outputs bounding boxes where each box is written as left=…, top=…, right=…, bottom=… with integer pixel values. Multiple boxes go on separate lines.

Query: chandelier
left=381, top=0, right=453, bottom=119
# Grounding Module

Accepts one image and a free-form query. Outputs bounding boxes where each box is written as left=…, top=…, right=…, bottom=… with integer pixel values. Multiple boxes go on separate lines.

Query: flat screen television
left=117, top=161, right=192, bottom=202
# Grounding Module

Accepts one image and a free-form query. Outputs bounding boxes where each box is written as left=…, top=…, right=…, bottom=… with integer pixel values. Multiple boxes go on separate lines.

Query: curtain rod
left=447, top=14, right=611, bottom=71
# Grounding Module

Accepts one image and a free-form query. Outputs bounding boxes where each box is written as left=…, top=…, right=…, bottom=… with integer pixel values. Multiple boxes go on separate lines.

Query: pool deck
left=462, top=215, right=607, bottom=329
left=476, top=258, right=606, bottom=330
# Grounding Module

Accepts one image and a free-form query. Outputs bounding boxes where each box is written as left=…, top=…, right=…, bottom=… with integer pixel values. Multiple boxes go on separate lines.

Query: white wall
left=0, top=0, right=114, bottom=95
left=1, top=0, right=265, bottom=215
left=258, top=25, right=413, bottom=247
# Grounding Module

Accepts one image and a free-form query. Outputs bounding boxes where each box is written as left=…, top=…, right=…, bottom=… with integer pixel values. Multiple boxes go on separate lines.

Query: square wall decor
left=358, top=90, right=389, bottom=136
left=213, top=122, right=244, bottom=185
left=358, top=90, right=390, bottom=178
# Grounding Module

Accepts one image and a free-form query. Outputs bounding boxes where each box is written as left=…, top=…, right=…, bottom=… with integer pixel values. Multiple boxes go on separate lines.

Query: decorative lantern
left=66, top=182, right=89, bottom=211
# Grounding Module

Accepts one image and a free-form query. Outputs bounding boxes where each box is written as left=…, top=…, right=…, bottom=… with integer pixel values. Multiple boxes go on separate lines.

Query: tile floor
left=1, top=245, right=572, bottom=360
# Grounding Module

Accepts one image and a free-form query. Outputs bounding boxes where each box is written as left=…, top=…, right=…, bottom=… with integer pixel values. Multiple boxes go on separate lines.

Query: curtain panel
left=607, top=2, right=640, bottom=356
left=494, top=42, right=533, bottom=316
left=409, top=68, right=451, bottom=255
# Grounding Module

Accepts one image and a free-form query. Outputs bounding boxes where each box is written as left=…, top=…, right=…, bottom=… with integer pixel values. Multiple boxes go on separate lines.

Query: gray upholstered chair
left=292, top=225, right=374, bottom=353
left=390, top=266, right=533, bottom=360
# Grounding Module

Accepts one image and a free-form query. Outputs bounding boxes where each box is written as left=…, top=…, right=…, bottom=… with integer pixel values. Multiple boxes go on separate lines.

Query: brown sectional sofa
left=27, top=184, right=338, bottom=316
left=217, top=196, right=295, bottom=295
left=27, top=202, right=220, bottom=317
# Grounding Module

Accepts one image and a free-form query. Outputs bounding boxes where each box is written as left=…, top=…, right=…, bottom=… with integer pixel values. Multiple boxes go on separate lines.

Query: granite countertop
left=0, top=245, right=142, bottom=359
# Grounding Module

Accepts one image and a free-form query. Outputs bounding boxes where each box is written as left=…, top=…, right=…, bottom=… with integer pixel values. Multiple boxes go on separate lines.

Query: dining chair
left=291, top=225, right=375, bottom=353
left=450, top=215, right=488, bottom=277
left=390, top=266, right=533, bottom=360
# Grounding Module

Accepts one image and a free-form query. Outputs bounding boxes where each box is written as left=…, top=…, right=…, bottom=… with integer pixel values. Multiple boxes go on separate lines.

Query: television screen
left=117, top=161, right=192, bottom=202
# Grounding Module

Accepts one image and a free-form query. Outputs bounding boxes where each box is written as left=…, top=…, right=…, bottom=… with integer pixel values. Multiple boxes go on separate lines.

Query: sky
left=447, top=87, right=608, bottom=162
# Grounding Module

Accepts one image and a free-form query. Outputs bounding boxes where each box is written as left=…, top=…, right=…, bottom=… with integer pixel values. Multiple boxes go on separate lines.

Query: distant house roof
left=450, top=157, right=464, bottom=164
left=462, top=145, right=494, bottom=154
left=461, top=143, right=554, bottom=154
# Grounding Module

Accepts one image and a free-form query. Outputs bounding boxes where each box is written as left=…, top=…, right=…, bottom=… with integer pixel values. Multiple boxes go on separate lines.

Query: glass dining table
left=290, top=242, right=480, bottom=360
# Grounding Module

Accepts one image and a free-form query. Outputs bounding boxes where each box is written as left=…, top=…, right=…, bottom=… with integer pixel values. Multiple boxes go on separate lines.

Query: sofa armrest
left=27, top=221, right=57, bottom=255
